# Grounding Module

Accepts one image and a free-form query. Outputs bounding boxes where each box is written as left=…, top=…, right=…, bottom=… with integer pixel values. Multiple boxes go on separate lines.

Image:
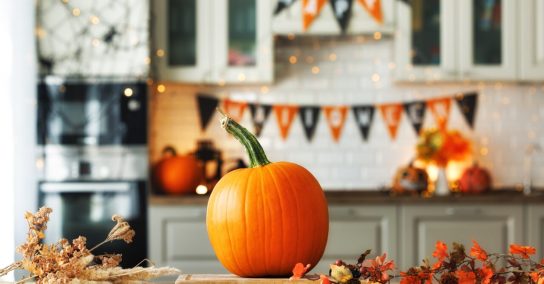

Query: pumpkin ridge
left=301, top=167, right=328, bottom=264
left=273, top=163, right=302, bottom=269
left=243, top=168, right=258, bottom=277
left=225, top=177, right=244, bottom=275
left=263, top=163, right=289, bottom=275
left=257, top=165, right=271, bottom=276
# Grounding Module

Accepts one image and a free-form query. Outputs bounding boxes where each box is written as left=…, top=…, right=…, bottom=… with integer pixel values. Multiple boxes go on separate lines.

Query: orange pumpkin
left=153, top=146, right=202, bottom=195
left=207, top=111, right=329, bottom=277
left=459, top=163, right=492, bottom=194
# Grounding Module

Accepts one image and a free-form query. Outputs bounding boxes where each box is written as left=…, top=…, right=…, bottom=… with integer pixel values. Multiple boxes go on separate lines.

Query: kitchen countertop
left=149, top=188, right=544, bottom=205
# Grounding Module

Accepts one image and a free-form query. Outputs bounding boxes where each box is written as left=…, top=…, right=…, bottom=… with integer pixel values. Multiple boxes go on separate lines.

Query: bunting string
left=196, top=92, right=479, bottom=143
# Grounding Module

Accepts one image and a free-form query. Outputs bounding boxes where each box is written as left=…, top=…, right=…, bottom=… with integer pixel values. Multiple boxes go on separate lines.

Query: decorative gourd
left=392, top=162, right=429, bottom=194
left=459, top=163, right=492, bottom=194
left=206, top=110, right=329, bottom=277
left=153, top=146, right=202, bottom=195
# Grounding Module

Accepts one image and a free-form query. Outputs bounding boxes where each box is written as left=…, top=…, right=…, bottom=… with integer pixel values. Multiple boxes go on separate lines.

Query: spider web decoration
left=36, top=0, right=149, bottom=78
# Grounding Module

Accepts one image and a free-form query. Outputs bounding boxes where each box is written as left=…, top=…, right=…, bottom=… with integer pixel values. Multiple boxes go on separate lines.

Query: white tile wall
left=151, top=36, right=544, bottom=190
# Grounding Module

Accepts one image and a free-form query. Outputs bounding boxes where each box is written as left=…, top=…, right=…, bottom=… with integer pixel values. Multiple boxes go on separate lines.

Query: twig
left=0, top=261, right=22, bottom=277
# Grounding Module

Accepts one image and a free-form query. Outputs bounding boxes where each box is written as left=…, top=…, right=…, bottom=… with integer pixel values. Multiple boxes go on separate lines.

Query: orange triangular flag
left=427, top=97, right=451, bottom=130
left=303, top=0, right=327, bottom=31
left=273, top=105, right=299, bottom=140
left=379, top=103, right=403, bottom=140
left=357, top=0, right=383, bottom=24
left=223, top=98, right=247, bottom=122
left=323, top=106, right=348, bottom=142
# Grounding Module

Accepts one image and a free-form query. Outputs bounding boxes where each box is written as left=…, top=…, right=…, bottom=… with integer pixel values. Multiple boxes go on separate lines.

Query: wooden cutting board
left=175, top=274, right=314, bottom=283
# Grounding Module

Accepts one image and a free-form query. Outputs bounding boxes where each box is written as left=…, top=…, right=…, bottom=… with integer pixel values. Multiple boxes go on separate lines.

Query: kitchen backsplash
left=150, top=36, right=544, bottom=190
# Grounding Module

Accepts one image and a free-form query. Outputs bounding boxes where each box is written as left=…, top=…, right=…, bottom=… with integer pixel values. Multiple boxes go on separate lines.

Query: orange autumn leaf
left=456, top=270, right=476, bottom=284
left=400, top=275, right=420, bottom=284
left=478, top=266, right=494, bottom=284
left=319, top=274, right=331, bottom=284
left=470, top=240, right=488, bottom=261
left=432, top=241, right=448, bottom=261
left=290, top=263, right=311, bottom=280
left=510, top=244, right=536, bottom=259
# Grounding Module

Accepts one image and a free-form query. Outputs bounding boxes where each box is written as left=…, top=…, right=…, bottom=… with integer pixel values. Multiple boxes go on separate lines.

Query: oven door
left=37, top=81, right=147, bottom=146
left=38, top=180, right=147, bottom=267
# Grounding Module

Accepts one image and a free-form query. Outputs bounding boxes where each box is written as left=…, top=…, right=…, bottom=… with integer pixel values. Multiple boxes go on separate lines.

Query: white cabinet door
left=153, top=0, right=212, bottom=82
left=148, top=205, right=227, bottom=274
left=313, top=205, right=398, bottom=273
left=527, top=204, right=544, bottom=261
left=213, top=0, right=273, bottom=84
left=400, top=204, right=523, bottom=270
left=272, top=0, right=396, bottom=35
left=458, top=0, right=517, bottom=80
left=520, top=0, right=544, bottom=80
left=394, top=0, right=456, bottom=81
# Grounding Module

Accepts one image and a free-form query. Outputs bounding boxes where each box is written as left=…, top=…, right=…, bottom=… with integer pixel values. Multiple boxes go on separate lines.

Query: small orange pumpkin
left=459, top=163, right=492, bottom=194
left=153, top=146, right=202, bottom=195
left=206, top=110, right=329, bottom=277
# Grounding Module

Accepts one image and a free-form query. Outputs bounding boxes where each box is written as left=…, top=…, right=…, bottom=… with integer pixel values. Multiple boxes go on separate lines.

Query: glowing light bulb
left=196, top=185, right=208, bottom=195
left=124, top=88, right=133, bottom=97
left=157, top=84, right=166, bottom=93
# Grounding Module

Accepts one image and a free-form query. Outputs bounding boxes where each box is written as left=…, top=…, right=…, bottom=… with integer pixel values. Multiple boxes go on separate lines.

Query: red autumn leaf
left=432, top=241, right=449, bottom=261
left=289, top=263, right=311, bottom=280
left=470, top=240, right=488, bottom=261
left=509, top=244, right=536, bottom=259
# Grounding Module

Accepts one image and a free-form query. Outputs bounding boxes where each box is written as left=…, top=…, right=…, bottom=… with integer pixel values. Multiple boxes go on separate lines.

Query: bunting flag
left=352, top=105, right=375, bottom=141
left=403, top=101, right=426, bottom=135
left=330, top=0, right=354, bottom=32
left=427, top=97, right=451, bottom=130
left=249, top=104, right=272, bottom=137
left=223, top=98, right=247, bottom=122
left=379, top=103, right=403, bottom=140
left=303, top=0, right=327, bottom=31
left=196, top=94, right=219, bottom=131
left=455, top=92, right=478, bottom=129
left=274, top=105, right=299, bottom=140
left=357, top=0, right=383, bottom=24
left=299, top=106, right=321, bottom=141
left=196, top=92, right=478, bottom=143
left=274, top=0, right=297, bottom=15
left=323, top=106, right=348, bottom=142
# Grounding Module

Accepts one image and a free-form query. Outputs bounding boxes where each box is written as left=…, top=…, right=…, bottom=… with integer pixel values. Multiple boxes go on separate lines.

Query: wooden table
left=175, top=274, right=313, bottom=283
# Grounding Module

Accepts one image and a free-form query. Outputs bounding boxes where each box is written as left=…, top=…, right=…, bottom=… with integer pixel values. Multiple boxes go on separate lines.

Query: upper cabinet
left=520, top=0, right=544, bottom=80
left=153, top=0, right=273, bottom=84
left=272, top=0, right=396, bottom=35
left=395, top=0, right=531, bottom=82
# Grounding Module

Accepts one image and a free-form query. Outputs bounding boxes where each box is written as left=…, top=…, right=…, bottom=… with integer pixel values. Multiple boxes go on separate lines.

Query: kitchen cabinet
left=395, top=0, right=518, bottom=81
left=148, top=205, right=227, bottom=274
left=272, top=0, right=396, bottom=35
left=520, top=0, right=544, bottom=80
left=527, top=204, right=544, bottom=261
left=153, top=0, right=273, bottom=84
left=400, top=204, right=523, bottom=270
left=314, top=205, right=398, bottom=273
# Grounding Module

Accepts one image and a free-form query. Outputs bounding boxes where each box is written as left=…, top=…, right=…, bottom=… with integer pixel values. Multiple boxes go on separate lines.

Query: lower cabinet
left=400, top=204, right=524, bottom=270
left=315, top=205, right=397, bottom=273
left=527, top=204, right=544, bottom=261
left=150, top=202, right=538, bottom=274
left=148, top=205, right=227, bottom=274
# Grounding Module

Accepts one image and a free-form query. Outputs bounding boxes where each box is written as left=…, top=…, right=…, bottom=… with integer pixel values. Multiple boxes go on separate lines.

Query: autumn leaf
left=470, top=240, right=488, bottom=261
left=432, top=241, right=449, bottom=261
left=509, top=244, right=536, bottom=259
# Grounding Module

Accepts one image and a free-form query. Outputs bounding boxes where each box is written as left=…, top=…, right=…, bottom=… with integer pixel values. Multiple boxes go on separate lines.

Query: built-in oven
left=37, top=78, right=147, bottom=146
left=38, top=180, right=147, bottom=268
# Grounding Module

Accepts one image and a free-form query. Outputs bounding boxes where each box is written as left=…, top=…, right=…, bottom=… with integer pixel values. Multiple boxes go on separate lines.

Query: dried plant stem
left=0, top=261, right=22, bottom=277
left=89, top=239, right=110, bottom=252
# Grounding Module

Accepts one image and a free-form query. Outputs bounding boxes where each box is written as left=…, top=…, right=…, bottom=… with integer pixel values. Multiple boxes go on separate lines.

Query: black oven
left=37, top=80, right=147, bottom=146
left=38, top=180, right=147, bottom=268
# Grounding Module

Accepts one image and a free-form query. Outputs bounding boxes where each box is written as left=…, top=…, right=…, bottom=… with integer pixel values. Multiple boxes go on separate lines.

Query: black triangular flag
left=196, top=94, right=219, bottom=131
left=298, top=106, right=321, bottom=142
left=274, top=0, right=296, bottom=15
left=352, top=105, right=374, bottom=141
left=249, top=104, right=272, bottom=137
left=403, top=101, right=426, bottom=135
left=455, top=92, right=478, bottom=129
left=330, top=0, right=353, bottom=33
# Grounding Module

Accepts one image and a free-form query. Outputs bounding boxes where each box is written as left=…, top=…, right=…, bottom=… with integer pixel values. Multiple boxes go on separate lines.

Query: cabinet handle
left=445, top=207, right=483, bottom=216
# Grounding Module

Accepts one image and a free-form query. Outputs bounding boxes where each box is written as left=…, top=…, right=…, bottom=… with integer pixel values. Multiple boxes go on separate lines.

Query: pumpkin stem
left=217, top=108, right=271, bottom=168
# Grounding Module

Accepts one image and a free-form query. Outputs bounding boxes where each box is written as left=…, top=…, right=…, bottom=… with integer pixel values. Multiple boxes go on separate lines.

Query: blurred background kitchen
left=1, top=0, right=544, bottom=279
